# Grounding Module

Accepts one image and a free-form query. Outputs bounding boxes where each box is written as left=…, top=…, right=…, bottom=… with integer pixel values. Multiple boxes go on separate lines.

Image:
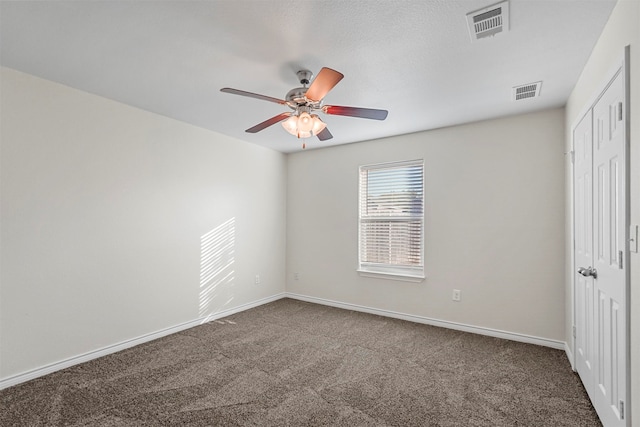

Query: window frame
left=357, top=159, right=425, bottom=282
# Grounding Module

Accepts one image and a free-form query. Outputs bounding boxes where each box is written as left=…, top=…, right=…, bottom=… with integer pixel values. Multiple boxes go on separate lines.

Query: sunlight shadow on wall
left=199, top=217, right=235, bottom=323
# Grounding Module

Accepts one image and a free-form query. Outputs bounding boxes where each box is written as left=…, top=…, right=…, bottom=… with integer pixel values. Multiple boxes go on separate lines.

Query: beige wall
left=0, top=68, right=287, bottom=380
left=565, top=0, right=640, bottom=421
left=287, top=108, right=566, bottom=342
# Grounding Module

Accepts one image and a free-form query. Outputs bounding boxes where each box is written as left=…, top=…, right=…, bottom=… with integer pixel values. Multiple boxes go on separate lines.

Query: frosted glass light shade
left=311, top=114, right=326, bottom=135
left=282, top=115, right=298, bottom=135
left=297, top=112, right=313, bottom=132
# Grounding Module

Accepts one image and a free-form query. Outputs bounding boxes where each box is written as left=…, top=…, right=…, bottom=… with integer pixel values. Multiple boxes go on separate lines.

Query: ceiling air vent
left=512, top=82, right=542, bottom=101
left=466, top=1, right=509, bottom=41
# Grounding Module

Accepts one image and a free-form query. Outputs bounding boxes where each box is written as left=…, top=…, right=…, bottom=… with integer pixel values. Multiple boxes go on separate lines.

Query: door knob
left=578, top=266, right=598, bottom=279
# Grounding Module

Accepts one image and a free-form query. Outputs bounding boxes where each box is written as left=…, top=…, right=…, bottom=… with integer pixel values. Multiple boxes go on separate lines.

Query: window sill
left=357, top=269, right=425, bottom=283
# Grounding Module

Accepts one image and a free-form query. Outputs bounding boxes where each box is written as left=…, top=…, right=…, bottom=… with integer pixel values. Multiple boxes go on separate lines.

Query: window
left=358, top=159, right=424, bottom=280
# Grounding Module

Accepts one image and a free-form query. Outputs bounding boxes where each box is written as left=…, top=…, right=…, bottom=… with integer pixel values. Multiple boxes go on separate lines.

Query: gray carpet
left=1, top=298, right=601, bottom=426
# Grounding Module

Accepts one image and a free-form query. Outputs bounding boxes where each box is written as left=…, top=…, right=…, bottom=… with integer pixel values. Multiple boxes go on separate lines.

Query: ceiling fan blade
left=221, top=88, right=286, bottom=105
left=305, top=67, right=344, bottom=102
left=316, top=127, right=333, bottom=141
left=245, top=112, right=291, bottom=133
left=323, top=105, right=388, bottom=121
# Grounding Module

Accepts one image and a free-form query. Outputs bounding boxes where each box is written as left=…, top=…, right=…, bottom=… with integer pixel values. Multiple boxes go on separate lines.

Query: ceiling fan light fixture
left=281, top=112, right=326, bottom=139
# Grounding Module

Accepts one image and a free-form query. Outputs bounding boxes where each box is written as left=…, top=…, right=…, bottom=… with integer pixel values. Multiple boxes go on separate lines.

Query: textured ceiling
left=0, top=0, right=617, bottom=153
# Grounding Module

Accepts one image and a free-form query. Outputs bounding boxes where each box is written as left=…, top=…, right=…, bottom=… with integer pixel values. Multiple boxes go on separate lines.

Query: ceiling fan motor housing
left=285, top=87, right=307, bottom=105
left=285, top=87, right=321, bottom=111
left=284, top=70, right=323, bottom=111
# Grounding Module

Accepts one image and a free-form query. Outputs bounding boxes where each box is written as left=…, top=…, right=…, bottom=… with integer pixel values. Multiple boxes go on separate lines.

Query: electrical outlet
left=255, top=275, right=260, bottom=285
left=452, top=289, right=461, bottom=302
left=294, top=272, right=300, bottom=280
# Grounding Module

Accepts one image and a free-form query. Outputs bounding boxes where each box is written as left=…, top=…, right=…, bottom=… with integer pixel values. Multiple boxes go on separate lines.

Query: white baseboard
left=0, top=292, right=285, bottom=390
left=285, top=292, right=566, bottom=350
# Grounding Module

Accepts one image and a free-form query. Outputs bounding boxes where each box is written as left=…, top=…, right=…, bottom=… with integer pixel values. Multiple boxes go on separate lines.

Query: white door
left=574, top=68, right=627, bottom=427
left=591, top=70, right=626, bottom=427
left=573, top=110, right=594, bottom=396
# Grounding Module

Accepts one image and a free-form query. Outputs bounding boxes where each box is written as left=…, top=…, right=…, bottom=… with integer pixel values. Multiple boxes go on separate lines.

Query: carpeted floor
left=1, top=298, right=601, bottom=426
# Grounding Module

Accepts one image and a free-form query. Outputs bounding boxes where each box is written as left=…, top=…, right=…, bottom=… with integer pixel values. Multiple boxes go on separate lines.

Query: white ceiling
left=1, top=0, right=616, bottom=153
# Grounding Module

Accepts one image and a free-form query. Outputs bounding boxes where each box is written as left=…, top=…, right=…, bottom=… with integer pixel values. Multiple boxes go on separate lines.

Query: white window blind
left=358, top=160, right=424, bottom=279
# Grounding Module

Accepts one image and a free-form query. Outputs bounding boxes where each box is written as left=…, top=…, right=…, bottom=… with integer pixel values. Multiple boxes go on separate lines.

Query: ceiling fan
left=221, top=67, right=388, bottom=148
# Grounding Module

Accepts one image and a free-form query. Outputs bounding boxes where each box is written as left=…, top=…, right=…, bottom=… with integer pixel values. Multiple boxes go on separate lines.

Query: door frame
left=570, top=45, right=631, bottom=425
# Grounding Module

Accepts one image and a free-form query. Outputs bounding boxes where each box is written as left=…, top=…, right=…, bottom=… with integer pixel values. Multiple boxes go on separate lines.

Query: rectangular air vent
left=512, top=82, right=542, bottom=101
left=466, top=1, right=509, bottom=41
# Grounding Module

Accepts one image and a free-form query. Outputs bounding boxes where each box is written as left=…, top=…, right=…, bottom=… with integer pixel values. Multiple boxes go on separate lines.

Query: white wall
left=0, top=67, right=287, bottom=380
left=564, top=0, right=640, bottom=420
left=287, top=108, right=566, bottom=341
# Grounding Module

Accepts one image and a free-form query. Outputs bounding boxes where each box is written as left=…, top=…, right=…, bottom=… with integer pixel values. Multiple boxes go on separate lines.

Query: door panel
left=573, top=110, right=594, bottom=394
left=591, top=70, right=626, bottom=426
